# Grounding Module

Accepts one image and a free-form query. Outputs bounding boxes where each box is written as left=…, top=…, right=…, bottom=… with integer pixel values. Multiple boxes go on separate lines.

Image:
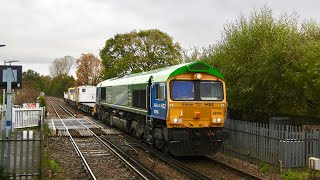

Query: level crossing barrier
left=11, top=107, right=44, bottom=129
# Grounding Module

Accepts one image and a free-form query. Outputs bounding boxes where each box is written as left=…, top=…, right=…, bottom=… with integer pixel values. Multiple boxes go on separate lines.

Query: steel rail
left=58, top=99, right=210, bottom=179
left=55, top=99, right=161, bottom=180
left=203, top=156, right=263, bottom=180
left=57, top=97, right=262, bottom=179
left=122, top=134, right=212, bottom=180
left=48, top=99, right=97, bottom=180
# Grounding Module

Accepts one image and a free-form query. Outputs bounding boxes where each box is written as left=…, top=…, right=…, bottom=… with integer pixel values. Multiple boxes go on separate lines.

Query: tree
left=15, top=69, right=42, bottom=104
left=205, top=7, right=320, bottom=118
left=49, top=56, right=74, bottom=77
left=40, top=75, right=52, bottom=96
left=49, top=75, right=75, bottom=97
left=22, top=69, right=42, bottom=90
left=75, top=53, right=104, bottom=86
left=294, top=20, right=320, bottom=115
left=100, top=29, right=182, bottom=79
left=181, top=46, right=215, bottom=63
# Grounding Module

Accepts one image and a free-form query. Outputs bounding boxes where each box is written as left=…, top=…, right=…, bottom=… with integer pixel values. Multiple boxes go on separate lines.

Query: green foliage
left=282, top=169, right=310, bottom=180
left=16, top=69, right=74, bottom=103
left=49, top=160, right=59, bottom=174
left=42, top=148, right=61, bottom=179
left=192, top=6, right=320, bottom=117
left=38, top=96, right=46, bottom=107
left=181, top=46, right=215, bottom=63
left=23, top=69, right=43, bottom=91
left=100, top=29, right=182, bottom=79
left=42, top=123, right=51, bottom=137
left=259, top=162, right=274, bottom=173
left=47, top=75, right=75, bottom=97
left=16, top=69, right=43, bottom=104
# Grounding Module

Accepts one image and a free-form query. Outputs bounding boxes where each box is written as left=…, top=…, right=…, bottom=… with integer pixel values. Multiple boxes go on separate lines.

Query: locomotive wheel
left=151, top=139, right=156, bottom=149
left=131, top=128, right=136, bottom=137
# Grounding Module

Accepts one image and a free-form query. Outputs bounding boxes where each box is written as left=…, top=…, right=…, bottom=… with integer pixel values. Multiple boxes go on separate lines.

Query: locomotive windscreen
left=170, top=80, right=223, bottom=101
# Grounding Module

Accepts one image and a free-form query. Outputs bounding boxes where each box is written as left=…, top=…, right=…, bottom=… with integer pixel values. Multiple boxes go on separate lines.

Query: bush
left=38, top=96, right=46, bottom=107
left=259, top=162, right=273, bottom=173
left=282, top=169, right=309, bottom=180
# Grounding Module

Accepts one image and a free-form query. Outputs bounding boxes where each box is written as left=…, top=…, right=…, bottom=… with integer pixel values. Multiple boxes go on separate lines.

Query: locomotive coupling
left=207, top=130, right=215, bottom=137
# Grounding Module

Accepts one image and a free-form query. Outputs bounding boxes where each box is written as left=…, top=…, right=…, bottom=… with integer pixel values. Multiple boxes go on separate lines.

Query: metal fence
left=12, top=107, right=44, bottom=129
left=223, top=119, right=320, bottom=168
left=0, top=129, right=44, bottom=179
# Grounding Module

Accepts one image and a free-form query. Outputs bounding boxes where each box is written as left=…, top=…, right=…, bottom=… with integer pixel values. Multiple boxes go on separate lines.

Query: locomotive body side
left=68, top=87, right=76, bottom=106
left=76, top=86, right=97, bottom=115
left=63, top=92, right=68, bottom=102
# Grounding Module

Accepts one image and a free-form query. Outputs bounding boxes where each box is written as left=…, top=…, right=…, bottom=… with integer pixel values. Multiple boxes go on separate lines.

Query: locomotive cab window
left=101, top=87, right=106, bottom=102
left=170, top=80, right=223, bottom=101
left=200, top=81, right=223, bottom=100
left=170, top=81, right=194, bottom=100
left=156, top=83, right=165, bottom=100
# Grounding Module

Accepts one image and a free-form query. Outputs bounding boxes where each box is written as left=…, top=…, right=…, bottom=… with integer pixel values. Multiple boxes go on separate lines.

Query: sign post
left=0, top=44, right=5, bottom=133
left=1, top=62, right=22, bottom=176
left=5, top=67, right=13, bottom=137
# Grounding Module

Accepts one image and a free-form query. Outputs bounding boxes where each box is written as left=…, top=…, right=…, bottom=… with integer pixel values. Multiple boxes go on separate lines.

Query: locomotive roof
left=97, top=61, right=224, bottom=87
left=77, top=85, right=96, bottom=89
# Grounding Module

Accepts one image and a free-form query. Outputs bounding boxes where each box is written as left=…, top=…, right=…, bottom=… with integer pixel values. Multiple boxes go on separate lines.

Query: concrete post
left=5, top=67, right=12, bottom=138
left=4, top=67, right=13, bottom=176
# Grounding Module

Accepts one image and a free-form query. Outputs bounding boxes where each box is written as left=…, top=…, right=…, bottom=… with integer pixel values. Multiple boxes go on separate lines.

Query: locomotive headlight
left=173, top=118, right=183, bottom=124
left=174, top=118, right=178, bottom=123
left=194, top=73, right=202, bottom=79
left=212, top=117, right=222, bottom=123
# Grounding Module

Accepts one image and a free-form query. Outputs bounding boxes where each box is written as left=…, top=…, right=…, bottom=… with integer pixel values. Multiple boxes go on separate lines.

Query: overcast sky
left=0, top=0, right=319, bottom=76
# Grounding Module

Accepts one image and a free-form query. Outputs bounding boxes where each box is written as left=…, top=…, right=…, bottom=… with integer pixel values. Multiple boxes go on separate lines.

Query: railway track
left=86, top=117, right=263, bottom=179
left=121, top=133, right=212, bottom=179
left=78, top=109, right=263, bottom=179
left=120, top=134, right=263, bottom=180
left=82, top=114, right=212, bottom=179
left=50, top=97, right=265, bottom=179
left=203, top=156, right=263, bottom=180
left=48, top=98, right=161, bottom=180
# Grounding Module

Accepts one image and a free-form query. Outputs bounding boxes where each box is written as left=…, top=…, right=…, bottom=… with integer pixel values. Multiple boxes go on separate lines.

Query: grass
left=259, top=161, right=275, bottom=173
left=42, top=123, right=61, bottom=179
left=282, top=169, right=308, bottom=180
left=282, top=168, right=320, bottom=180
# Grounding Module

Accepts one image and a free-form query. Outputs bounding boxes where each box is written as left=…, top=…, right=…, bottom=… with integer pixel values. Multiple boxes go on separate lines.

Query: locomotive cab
left=148, top=62, right=228, bottom=156
left=165, top=72, right=227, bottom=156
